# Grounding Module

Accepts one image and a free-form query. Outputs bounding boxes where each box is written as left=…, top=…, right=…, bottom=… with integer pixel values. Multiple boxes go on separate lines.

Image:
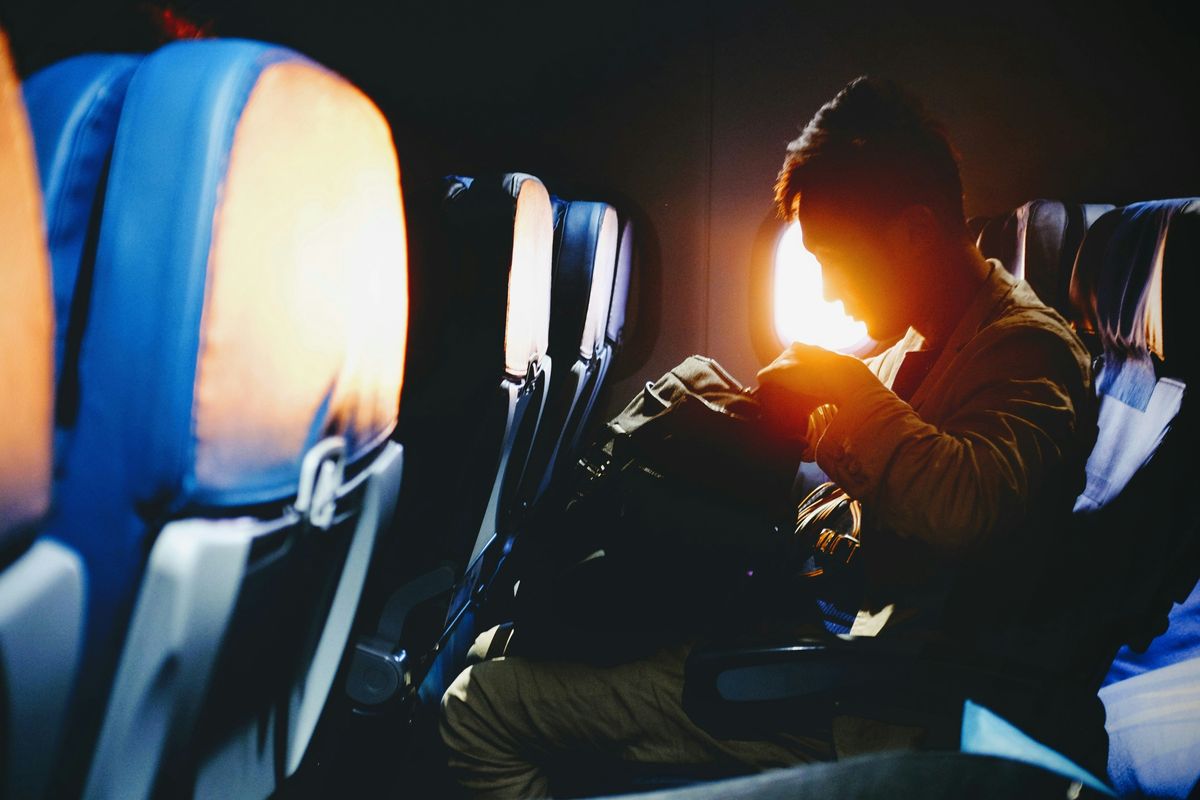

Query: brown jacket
left=809, top=262, right=1097, bottom=664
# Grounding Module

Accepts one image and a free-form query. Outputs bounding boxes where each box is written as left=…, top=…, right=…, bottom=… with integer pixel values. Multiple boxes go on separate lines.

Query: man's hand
left=758, top=343, right=883, bottom=410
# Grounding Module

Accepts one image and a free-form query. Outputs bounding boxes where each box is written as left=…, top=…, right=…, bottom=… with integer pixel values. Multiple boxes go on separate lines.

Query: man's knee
left=440, top=658, right=516, bottom=755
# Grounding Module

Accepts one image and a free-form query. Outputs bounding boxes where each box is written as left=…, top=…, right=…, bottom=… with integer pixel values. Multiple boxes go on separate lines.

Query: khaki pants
left=439, top=626, right=830, bottom=799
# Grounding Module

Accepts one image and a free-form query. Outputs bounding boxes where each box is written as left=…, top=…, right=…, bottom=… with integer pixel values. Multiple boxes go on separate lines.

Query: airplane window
left=773, top=220, right=868, bottom=352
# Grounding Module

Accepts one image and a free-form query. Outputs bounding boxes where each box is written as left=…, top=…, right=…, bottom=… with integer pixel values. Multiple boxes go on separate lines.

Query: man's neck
left=912, top=243, right=993, bottom=352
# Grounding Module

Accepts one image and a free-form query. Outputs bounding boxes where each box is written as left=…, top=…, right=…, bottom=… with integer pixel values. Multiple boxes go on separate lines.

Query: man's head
left=775, top=77, right=971, bottom=341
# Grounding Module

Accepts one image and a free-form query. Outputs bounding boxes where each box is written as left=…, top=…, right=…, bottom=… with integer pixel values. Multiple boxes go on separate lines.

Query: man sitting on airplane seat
left=439, top=76, right=1098, bottom=799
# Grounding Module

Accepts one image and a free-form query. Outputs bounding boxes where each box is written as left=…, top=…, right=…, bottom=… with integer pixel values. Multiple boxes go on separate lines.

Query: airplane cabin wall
left=545, top=1, right=1200, bottom=414
left=2, top=0, right=1196, bottom=420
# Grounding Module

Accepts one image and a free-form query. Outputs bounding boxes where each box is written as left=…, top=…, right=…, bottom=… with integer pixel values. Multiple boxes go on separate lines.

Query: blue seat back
left=515, top=197, right=618, bottom=504
left=26, top=38, right=408, bottom=798
left=353, top=173, right=552, bottom=705
left=399, top=172, right=552, bottom=567
left=22, top=54, right=139, bottom=396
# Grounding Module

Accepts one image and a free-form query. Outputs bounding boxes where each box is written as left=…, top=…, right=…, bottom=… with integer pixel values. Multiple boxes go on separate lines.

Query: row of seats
left=0, top=33, right=635, bottom=800
left=344, top=174, right=636, bottom=710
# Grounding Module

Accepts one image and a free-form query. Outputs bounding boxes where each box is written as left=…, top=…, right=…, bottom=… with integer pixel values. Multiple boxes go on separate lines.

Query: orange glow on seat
left=0, top=31, right=53, bottom=530
left=773, top=221, right=868, bottom=352
left=194, top=59, right=408, bottom=489
left=505, top=178, right=553, bottom=378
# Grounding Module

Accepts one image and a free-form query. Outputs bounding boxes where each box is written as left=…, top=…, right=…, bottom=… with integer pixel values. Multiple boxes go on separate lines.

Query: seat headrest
left=607, top=216, right=634, bottom=347
left=979, top=200, right=1114, bottom=312
left=549, top=198, right=618, bottom=362
left=0, top=32, right=54, bottom=538
left=1070, top=199, right=1200, bottom=372
left=81, top=39, right=407, bottom=507
left=444, top=173, right=553, bottom=379
left=23, top=53, right=140, bottom=395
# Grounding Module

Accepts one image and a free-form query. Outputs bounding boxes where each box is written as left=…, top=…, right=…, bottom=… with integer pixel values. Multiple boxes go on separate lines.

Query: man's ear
left=889, top=204, right=941, bottom=254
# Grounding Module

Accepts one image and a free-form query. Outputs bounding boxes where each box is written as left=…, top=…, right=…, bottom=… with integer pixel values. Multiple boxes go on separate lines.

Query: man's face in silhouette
left=796, top=198, right=920, bottom=343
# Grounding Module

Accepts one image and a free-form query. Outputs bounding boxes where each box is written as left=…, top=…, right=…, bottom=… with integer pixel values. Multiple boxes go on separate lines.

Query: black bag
left=510, top=355, right=817, bottom=662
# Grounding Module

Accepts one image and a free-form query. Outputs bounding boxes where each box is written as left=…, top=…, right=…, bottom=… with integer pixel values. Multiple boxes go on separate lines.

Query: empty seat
left=1066, top=199, right=1200, bottom=797
left=570, top=212, right=636, bottom=453
left=516, top=197, right=618, bottom=506
left=346, top=173, right=553, bottom=709
left=978, top=199, right=1113, bottom=313
left=27, top=39, right=408, bottom=799
left=0, top=30, right=86, bottom=800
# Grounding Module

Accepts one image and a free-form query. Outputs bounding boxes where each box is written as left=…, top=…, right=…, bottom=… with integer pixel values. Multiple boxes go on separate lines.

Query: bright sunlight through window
left=773, top=221, right=868, bottom=352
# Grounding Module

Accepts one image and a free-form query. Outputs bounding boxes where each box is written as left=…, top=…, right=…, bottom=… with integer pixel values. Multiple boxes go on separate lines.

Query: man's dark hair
left=775, top=76, right=967, bottom=239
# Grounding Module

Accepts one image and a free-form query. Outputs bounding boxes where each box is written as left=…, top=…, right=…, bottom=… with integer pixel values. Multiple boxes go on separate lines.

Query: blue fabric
left=23, top=54, right=145, bottom=711
left=1096, top=355, right=1157, bottom=412
left=22, top=54, right=140, bottom=388
left=33, top=39, right=319, bottom=726
left=92, top=39, right=307, bottom=509
left=960, top=700, right=1114, bottom=796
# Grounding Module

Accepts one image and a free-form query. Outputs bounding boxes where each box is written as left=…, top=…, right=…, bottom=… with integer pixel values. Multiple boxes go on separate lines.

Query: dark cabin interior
left=4, top=0, right=1196, bottom=406
left=1, top=1, right=1197, bottom=797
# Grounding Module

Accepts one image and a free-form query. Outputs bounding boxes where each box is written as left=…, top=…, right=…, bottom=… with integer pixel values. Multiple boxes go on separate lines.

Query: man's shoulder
left=969, top=286, right=1099, bottom=398
left=980, top=280, right=1091, bottom=369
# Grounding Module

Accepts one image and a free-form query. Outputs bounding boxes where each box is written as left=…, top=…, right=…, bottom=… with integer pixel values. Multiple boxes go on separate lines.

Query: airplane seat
left=29, top=38, right=408, bottom=799
left=345, top=173, right=553, bottom=711
left=978, top=199, right=1114, bottom=315
left=1066, top=198, right=1200, bottom=798
left=569, top=212, right=636, bottom=454
left=515, top=197, right=618, bottom=508
left=0, top=30, right=86, bottom=800
left=967, top=214, right=991, bottom=247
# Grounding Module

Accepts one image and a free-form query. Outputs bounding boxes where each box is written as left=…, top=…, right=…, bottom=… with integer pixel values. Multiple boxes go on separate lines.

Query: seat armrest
left=682, top=636, right=1097, bottom=761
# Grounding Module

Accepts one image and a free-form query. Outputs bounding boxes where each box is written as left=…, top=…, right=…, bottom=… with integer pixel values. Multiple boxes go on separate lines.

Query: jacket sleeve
left=812, top=323, right=1090, bottom=552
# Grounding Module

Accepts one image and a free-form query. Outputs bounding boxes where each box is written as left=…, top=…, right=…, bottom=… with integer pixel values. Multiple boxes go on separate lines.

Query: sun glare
left=773, top=221, right=868, bottom=352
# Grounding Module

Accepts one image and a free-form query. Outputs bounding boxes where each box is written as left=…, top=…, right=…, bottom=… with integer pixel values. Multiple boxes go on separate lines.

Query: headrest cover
left=978, top=199, right=1114, bottom=313
left=0, top=32, right=54, bottom=533
left=607, top=217, right=634, bottom=346
left=1070, top=199, right=1199, bottom=365
left=91, top=40, right=407, bottom=507
left=507, top=175, right=553, bottom=376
